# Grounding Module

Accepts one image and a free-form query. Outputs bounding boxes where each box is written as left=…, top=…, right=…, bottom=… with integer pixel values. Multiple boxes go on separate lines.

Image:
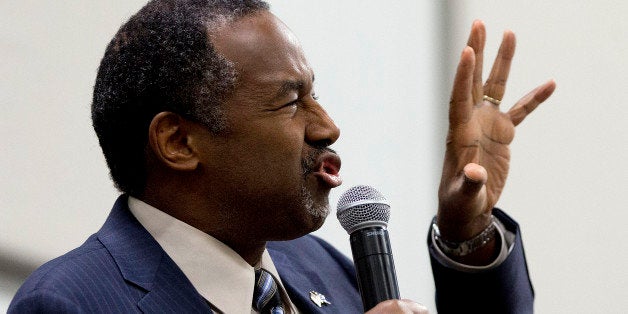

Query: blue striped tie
left=253, top=268, right=285, bottom=314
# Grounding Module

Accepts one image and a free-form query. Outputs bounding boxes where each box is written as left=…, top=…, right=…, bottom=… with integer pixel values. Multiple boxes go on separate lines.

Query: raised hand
left=436, top=20, right=555, bottom=262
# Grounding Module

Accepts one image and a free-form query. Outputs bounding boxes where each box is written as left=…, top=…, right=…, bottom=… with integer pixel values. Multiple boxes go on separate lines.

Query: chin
left=265, top=183, right=331, bottom=240
left=307, top=213, right=327, bottom=231
left=295, top=201, right=329, bottom=235
left=269, top=206, right=328, bottom=241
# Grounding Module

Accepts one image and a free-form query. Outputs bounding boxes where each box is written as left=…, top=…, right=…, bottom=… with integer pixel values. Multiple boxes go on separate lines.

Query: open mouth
left=312, top=151, right=342, bottom=188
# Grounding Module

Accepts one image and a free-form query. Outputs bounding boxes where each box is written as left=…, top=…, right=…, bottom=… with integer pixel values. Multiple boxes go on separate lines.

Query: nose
left=305, top=102, right=340, bottom=148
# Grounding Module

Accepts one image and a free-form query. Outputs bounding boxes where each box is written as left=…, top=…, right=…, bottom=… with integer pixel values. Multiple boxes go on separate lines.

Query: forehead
left=209, top=11, right=312, bottom=88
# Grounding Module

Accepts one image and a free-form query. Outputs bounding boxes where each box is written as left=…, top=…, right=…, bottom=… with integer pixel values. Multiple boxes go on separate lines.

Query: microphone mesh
left=336, top=185, right=390, bottom=233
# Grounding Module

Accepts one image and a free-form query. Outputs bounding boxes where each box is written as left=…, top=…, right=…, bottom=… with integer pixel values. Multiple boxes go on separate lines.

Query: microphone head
left=336, top=185, right=391, bottom=234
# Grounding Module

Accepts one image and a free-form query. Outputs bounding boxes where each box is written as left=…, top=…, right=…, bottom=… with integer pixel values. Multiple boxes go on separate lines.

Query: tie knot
left=253, top=268, right=284, bottom=314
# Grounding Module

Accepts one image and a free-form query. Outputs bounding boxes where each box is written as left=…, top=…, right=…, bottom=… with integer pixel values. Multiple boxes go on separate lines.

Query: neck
left=139, top=187, right=267, bottom=266
left=214, top=235, right=267, bottom=266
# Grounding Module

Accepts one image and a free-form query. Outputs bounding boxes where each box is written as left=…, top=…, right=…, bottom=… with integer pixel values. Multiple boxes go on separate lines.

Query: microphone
left=336, top=185, right=400, bottom=311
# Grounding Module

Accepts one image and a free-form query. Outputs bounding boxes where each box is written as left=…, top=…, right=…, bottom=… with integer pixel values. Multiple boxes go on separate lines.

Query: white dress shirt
left=128, top=197, right=298, bottom=314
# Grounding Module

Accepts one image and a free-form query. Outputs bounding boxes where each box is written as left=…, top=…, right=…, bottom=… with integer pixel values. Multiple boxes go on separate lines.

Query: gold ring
left=483, top=95, right=501, bottom=105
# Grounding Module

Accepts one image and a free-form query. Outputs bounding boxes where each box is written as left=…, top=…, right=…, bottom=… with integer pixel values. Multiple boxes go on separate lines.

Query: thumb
left=460, top=163, right=487, bottom=196
left=438, top=163, right=488, bottom=238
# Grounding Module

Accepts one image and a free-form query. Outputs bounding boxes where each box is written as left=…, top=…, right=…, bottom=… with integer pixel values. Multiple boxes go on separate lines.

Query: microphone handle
left=350, top=227, right=400, bottom=311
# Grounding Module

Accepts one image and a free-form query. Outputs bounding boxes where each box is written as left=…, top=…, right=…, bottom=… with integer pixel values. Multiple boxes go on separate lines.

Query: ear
left=147, top=112, right=199, bottom=171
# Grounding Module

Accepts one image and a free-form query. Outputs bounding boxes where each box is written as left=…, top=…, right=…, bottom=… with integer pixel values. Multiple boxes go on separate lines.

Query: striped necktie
left=253, top=268, right=285, bottom=314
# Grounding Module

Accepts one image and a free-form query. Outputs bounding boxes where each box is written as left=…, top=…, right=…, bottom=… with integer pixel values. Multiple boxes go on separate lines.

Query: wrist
left=432, top=215, right=499, bottom=264
left=435, top=211, right=493, bottom=241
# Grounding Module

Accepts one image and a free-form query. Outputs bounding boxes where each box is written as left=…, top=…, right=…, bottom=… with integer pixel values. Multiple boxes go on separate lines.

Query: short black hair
left=92, top=0, right=269, bottom=195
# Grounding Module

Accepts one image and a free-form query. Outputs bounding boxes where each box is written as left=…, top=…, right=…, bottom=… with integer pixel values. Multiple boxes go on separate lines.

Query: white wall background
left=2, top=1, right=627, bottom=313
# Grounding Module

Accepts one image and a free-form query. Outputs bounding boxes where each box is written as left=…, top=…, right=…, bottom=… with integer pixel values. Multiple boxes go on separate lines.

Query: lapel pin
left=309, top=291, right=331, bottom=307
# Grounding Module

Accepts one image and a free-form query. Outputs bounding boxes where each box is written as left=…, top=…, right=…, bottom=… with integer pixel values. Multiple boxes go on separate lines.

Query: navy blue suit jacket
left=9, top=195, right=533, bottom=313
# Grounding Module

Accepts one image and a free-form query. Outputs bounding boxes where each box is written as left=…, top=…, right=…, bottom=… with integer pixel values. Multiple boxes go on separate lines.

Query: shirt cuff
left=430, top=216, right=515, bottom=273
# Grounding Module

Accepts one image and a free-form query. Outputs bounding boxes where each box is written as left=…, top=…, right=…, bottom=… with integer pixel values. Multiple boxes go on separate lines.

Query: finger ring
left=483, top=95, right=501, bottom=105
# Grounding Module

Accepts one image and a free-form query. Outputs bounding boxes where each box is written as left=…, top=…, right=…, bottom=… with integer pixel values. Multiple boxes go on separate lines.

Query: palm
left=437, top=21, right=555, bottom=238
left=450, top=103, right=514, bottom=211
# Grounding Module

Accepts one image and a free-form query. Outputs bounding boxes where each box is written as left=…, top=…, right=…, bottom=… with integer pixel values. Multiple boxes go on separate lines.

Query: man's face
left=196, top=11, right=341, bottom=240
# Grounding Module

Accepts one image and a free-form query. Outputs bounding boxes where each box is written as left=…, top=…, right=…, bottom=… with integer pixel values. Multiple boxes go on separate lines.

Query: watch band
left=432, top=216, right=497, bottom=257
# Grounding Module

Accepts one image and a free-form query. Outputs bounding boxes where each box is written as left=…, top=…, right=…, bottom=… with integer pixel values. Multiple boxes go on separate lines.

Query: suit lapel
left=270, top=249, right=345, bottom=314
left=270, top=249, right=323, bottom=313
left=137, top=256, right=212, bottom=313
left=97, top=195, right=212, bottom=313
left=268, top=236, right=363, bottom=314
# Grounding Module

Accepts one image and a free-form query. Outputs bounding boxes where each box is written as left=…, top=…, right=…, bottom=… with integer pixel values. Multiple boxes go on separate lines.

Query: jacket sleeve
left=428, top=208, right=534, bottom=314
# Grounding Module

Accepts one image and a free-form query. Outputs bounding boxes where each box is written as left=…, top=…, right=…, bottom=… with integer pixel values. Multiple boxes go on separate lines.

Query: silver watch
left=432, top=216, right=497, bottom=257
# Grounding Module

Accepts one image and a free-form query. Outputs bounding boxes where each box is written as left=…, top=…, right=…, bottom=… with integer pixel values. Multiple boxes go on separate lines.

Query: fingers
left=507, top=79, right=556, bottom=125
left=449, top=47, right=475, bottom=125
left=366, top=299, right=429, bottom=314
left=484, top=30, right=516, bottom=102
left=466, top=20, right=486, bottom=104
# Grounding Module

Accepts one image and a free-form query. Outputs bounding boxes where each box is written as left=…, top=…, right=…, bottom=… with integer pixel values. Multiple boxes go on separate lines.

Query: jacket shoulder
left=8, top=234, right=141, bottom=313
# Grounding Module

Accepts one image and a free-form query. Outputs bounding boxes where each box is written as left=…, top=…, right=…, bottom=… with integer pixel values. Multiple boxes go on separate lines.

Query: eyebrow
left=274, top=75, right=315, bottom=99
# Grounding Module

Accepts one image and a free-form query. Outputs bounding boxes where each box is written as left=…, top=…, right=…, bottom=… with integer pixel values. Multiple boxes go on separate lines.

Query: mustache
left=301, top=147, right=338, bottom=177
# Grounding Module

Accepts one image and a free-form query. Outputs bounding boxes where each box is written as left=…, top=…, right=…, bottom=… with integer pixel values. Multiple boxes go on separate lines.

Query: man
left=9, top=0, right=555, bottom=313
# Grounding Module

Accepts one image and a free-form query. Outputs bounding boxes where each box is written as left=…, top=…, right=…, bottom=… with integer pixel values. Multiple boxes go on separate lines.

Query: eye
left=278, top=99, right=298, bottom=115
left=285, top=99, right=299, bottom=108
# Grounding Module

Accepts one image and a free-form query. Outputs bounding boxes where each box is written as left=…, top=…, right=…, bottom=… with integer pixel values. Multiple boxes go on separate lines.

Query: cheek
left=259, top=133, right=304, bottom=172
left=235, top=125, right=305, bottom=175
left=255, top=120, right=304, bottom=155
left=213, top=115, right=307, bottom=178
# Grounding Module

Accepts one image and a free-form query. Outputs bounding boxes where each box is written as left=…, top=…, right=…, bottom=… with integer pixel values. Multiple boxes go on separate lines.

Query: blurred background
left=2, top=1, right=627, bottom=312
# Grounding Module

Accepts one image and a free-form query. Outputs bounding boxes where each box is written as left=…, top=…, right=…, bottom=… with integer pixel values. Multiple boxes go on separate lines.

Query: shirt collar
left=128, top=196, right=292, bottom=313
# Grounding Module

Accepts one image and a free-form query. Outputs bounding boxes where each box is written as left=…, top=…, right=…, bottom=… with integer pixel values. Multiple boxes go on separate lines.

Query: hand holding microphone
left=337, top=185, right=427, bottom=313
